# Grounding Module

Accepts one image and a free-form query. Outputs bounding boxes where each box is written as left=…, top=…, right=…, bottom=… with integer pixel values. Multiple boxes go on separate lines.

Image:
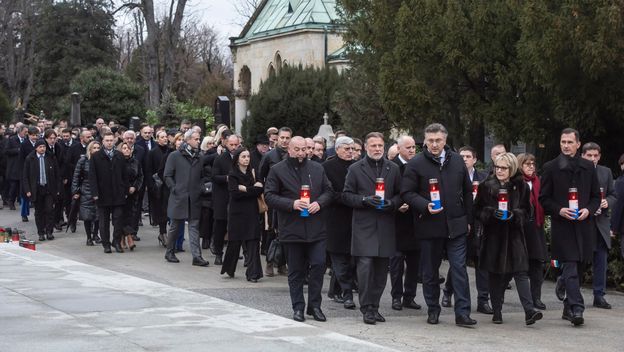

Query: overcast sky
left=114, top=0, right=248, bottom=51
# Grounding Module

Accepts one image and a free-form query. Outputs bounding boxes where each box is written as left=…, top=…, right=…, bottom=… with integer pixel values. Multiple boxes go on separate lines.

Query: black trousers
left=528, top=260, right=545, bottom=303
left=199, top=207, right=213, bottom=246
left=356, top=256, right=389, bottom=312
left=444, top=257, right=490, bottom=305
left=390, top=250, right=420, bottom=301
left=33, top=187, right=55, bottom=235
left=420, top=236, right=471, bottom=317
left=562, top=261, right=585, bottom=314
left=97, top=205, right=124, bottom=246
left=84, top=220, right=99, bottom=237
left=330, top=252, right=356, bottom=300
left=489, top=271, right=534, bottom=313
left=7, top=180, right=19, bottom=204
left=222, top=239, right=263, bottom=280
left=212, top=218, right=227, bottom=256
left=283, top=240, right=326, bottom=311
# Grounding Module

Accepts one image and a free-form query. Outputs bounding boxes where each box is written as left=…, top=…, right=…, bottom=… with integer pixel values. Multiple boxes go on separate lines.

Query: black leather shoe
left=492, top=311, right=503, bottom=324
left=22, top=216, right=28, bottom=222
left=306, top=307, right=326, bottom=322
left=525, top=309, right=543, bottom=325
left=374, top=311, right=385, bottom=322
left=344, top=298, right=356, bottom=310
left=438, top=275, right=446, bottom=284
left=593, top=296, right=612, bottom=309
left=132, top=234, right=141, bottom=241
left=391, top=298, right=403, bottom=310
left=103, top=245, right=112, bottom=253
left=427, top=311, right=439, bottom=325
left=113, top=243, right=124, bottom=253
left=70, top=224, right=76, bottom=233
left=86, top=238, right=94, bottom=246
left=38, top=234, right=46, bottom=241
left=402, top=298, right=422, bottom=310
left=477, top=303, right=494, bottom=315
left=293, top=310, right=305, bottom=322
left=570, top=311, right=584, bottom=326
left=555, top=276, right=565, bottom=301
left=93, top=235, right=102, bottom=244
left=534, top=299, right=546, bottom=310
left=455, top=315, right=477, bottom=326
left=214, top=256, right=223, bottom=265
left=562, top=306, right=572, bottom=321
left=441, top=292, right=452, bottom=307
left=165, top=251, right=180, bottom=263
left=46, top=233, right=54, bottom=241
left=363, top=310, right=376, bottom=325
left=192, top=257, right=209, bottom=267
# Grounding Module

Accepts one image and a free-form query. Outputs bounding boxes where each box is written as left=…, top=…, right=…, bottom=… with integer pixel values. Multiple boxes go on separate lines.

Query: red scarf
left=524, top=173, right=545, bottom=227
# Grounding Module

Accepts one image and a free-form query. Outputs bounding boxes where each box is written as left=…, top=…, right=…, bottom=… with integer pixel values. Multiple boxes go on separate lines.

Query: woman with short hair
left=71, top=141, right=101, bottom=246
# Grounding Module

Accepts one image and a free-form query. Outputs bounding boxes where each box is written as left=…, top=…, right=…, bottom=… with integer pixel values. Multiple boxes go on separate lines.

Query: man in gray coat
left=343, top=132, right=402, bottom=325
left=163, top=130, right=208, bottom=266
left=581, top=142, right=616, bottom=309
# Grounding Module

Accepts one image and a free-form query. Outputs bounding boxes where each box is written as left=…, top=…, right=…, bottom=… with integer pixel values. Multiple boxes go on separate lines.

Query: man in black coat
left=389, top=135, right=422, bottom=312
left=442, top=146, right=492, bottom=314
left=343, top=132, right=402, bottom=325
left=539, top=128, right=601, bottom=326
left=250, top=134, right=270, bottom=176
left=18, top=127, right=40, bottom=221
left=22, top=139, right=61, bottom=241
left=257, top=127, right=291, bottom=276
left=401, top=123, right=476, bottom=327
left=123, top=130, right=146, bottom=230
left=43, top=129, right=66, bottom=230
left=5, top=125, right=27, bottom=209
left=264, top=136, right=333, bottom=323
left=580, top=142, right=616, bottom=310
left=322, top=136, right=356, bottom=310
left=211, top=134, right=241, bottom=264
left=163, top=130, right=208, bottom=266
left=89, top=132, right=130, bottom=253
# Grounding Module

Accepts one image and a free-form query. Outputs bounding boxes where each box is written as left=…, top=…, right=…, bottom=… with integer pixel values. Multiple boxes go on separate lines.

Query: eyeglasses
left=523, top=162, right=536, bottom=167
left=494, top=165, right=509, bottom=171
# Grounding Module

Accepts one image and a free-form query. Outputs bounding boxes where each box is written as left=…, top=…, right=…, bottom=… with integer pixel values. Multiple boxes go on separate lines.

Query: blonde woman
left=71, top=141, right=101, bottom=246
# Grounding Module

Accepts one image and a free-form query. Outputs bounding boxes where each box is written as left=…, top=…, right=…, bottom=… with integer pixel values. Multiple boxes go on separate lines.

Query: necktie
left=39, top=155, right=47, bottom=185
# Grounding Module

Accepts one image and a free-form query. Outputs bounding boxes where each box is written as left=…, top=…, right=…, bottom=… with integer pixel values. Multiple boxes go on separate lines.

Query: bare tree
left=232, top=0, right=262, bottom=26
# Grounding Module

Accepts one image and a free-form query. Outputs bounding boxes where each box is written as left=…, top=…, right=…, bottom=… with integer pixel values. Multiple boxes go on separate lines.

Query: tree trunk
left=161, top=0, right=187, bottom=96
left=142, top=0, right=161, bottom=109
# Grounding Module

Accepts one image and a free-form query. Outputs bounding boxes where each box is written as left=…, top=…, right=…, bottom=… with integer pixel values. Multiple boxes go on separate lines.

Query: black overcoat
left=89, top=149, right=129, bottom=207
left=343, top=157, right=401, bottom=257
left=322, top=156, right=354, bottom=254
left=164, top=148, right=202, bottom=220
left=145, top=144, right=171, bottom=224
left=475, top=173, right=530, bottom=274
left=401, top=146, right=473, bottom=240
left=5, top=135, right=23, bottom=180
left=264, top=158, right=333, bottom=243
left=611, top=174, right=624, bottom=235
left=539, top=154, right=601, bottom=262
left=227, top=167, right=263, bottom=241
left=211, top=151, right=233, bottom=220
left=592, top=165, right=616, bottom=249
left=22, top=151, right=62, bottom=202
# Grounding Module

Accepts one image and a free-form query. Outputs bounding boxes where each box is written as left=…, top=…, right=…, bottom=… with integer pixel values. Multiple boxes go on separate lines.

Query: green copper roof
left=232, top=0, right=340, bottom=45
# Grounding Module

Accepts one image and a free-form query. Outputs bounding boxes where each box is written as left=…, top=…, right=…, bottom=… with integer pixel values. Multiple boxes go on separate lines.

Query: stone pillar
left=234, top=97, right=248, bottom=134
left=70, top=92, right=81, bottom=126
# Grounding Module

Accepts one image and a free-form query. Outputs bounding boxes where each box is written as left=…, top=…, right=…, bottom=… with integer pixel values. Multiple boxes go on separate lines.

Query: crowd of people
left=1, top=117, right=623, bottom=328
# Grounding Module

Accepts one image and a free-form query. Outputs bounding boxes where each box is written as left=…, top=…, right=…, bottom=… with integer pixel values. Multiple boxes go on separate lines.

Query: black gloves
left=494, top=209, right=513, bottom=221
left=379, top=199, right=394, bottom=212
left=362, top=195, right=383, bottom=208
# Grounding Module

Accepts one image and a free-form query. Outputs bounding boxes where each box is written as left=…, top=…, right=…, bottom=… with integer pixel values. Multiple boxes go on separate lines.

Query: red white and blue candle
left=429, top=178, right=441, bottom=210
left=375, top=178, right=385, bottom=209
left=498, top=189, right=509, bottom=220
left=568, top=187, right=579, bottom=219
left=300, top=185, right=310, bottom=217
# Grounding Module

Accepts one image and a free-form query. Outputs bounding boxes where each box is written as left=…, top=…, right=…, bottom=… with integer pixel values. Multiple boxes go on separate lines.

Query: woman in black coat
left=199, top=139, right=217, bottom=250
left=146, top=130, right=171, bottom=246
left=71, top=141, right=101, bottom=246
left=517, top=153, right=548, bottom=310
left=118, top=142, right=143, bottom=251
left=474, top=152, right=542, bottom=325
left=221, top=148, right=264, bottom=282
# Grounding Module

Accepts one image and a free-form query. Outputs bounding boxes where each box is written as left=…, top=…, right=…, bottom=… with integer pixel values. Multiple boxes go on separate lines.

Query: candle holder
left=568, top=188, right=579, bottom=219
left=498, top=189, right=509, bottom=220
left=375, top=178, right=385, bottom=209
left=429, top=178, right=441, bottom=210
left=300, top=185, right=310, bottom=217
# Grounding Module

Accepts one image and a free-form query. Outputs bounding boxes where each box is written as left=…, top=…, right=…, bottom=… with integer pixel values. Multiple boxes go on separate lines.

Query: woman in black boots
left=71, top=141, right=101, bottom=246
left=221, top=148, right=264, bottom=282
left=474, top=152, right=543, bottom=325
left=118, top=142, right=143, bottom=251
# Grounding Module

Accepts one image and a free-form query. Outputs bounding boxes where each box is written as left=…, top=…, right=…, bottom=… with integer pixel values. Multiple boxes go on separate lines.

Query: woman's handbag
left=152, top=173, right=163, bottom=192
left=251, top=169, right=268, bottom=214
left=266, top=237, right=286, bottom=266
left=201, top=182, right=213, bottom=195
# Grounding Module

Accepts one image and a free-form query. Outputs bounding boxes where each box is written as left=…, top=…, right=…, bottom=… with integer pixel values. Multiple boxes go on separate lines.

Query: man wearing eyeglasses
left=539, top=128, right=601, bottom=326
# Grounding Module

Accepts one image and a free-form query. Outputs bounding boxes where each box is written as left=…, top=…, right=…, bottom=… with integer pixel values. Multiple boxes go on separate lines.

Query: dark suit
left=19, top=138, right=37, bottom=217
left=592, top=164, right=616, bottom=299
left=22, top=151, right=61, bottom=236
left=211, top=151, right=233, bottom=257
left=539, top=154, right=600, bottom=314
left=401, top=147, right=473, bottom=318
left=89, top=149, right=129, bottom=247
left=444, top=168, right=490, bottom=307
left=5, top=134, right=24, bottom=204
left=343, top=156, right=401, bottom=314
left=389, top=156, right=421, bottom=305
